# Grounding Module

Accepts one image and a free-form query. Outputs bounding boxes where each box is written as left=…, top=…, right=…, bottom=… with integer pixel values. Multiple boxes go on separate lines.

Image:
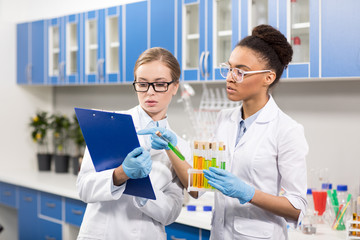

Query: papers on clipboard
left=74, top=107, right=156, bottom=200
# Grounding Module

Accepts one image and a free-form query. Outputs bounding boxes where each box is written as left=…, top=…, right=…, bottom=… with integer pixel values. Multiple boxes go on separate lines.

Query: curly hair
left=237, top=24, right=293, bottom=87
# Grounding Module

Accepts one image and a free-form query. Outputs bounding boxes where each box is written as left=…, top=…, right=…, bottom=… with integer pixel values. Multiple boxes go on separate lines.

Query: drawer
left=19, top=187, right=37, bottom=208
left=40, top=192, right=62, bottom=220
left=0, top=182, right=17, bottom=208
left=65, top=198, right=86, bottom=227
left=38, top=218, right=62, bottom=240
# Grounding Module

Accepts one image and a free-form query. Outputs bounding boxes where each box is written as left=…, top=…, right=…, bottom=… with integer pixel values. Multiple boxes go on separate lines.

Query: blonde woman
left=77, top=47, right=191, bottom=240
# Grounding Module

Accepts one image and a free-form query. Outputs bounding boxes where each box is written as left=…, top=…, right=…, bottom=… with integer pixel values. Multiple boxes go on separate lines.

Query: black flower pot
left=54, top=154, right=70, bottom=173
left=37, top=153, right=52, bottom=171
left=71, top=156, right=81, bottom=175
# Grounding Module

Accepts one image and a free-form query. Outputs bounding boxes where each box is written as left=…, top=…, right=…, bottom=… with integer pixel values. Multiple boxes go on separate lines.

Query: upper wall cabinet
left=16, top=0, right=360, bottom=86
left=179, top=0, right=240, bottom=81
left=84, top=9, right=105, bottom=84
left=321, top=0, right=360, bottom=78
left=47, top=14, right=82, bottom=85
left=150, top=0, right=176, bottom=55
left=17, top=20, right=46, bottom=84
left=124, top=0, right=148, bottom=82
left=278, top=0, right=319, bottom=79
left=105, top=6, right=122, bottom=83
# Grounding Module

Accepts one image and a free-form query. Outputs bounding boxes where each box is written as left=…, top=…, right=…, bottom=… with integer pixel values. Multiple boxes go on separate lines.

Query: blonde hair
left=134, top=47, right=181, bottom=83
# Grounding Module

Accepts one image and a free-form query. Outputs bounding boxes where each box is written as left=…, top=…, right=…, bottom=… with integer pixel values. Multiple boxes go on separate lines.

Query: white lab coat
left=76, top=106, right=191, bottom=240
left=210, top=96, right=308, bottom=240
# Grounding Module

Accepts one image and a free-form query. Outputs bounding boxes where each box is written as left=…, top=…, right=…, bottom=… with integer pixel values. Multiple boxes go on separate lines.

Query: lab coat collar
left=136, top=105, right=169, bottom=130
left=255, top=95, right=279, bottom=124
left=229, top=95, right=278, bottom=124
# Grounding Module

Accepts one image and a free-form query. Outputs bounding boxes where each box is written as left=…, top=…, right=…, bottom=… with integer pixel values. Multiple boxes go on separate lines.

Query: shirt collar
left=137, top=105, right=168, bottom=130
left=239, top=106, right=262, bottom=130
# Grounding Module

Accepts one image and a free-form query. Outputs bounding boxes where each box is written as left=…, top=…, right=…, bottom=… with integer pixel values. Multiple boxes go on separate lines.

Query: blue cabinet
left=277, top=0, right=320, bottom=79
left=165, top=223, right=210, bottom=240
left=38, top=218, right=62, bottom=240
left=65, top=14, right=83, bottom=84
left=40, top=192, right=62, bottom=220
left=166, top=222, right=200, bottom=240
left=321, top=0, right=360, bottom=78
left=65, top=198, right=86, bottom=227
left=84, top=9, right=106, bottom=84
left=105, top=6, right=123, bottom=83
left=18, top=187, right=38, bottom=240
left=179, top=0, right=239, bottom=81
left=16, top=20, right=46, bottom=84
left=47, top=17, right=66, bottom=85
left=0, top=182, right=17, bottom=208
left=150, top=0, right=176, bottom=55
left=124, top=0, right=148, bottom=82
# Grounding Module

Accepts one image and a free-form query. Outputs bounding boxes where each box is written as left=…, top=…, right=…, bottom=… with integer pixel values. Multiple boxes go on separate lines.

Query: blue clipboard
left=74, top=107, right=156, bottom=200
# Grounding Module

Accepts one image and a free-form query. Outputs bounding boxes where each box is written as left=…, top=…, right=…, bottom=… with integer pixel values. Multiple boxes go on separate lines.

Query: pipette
left=155, top=131, right=185, bottom=161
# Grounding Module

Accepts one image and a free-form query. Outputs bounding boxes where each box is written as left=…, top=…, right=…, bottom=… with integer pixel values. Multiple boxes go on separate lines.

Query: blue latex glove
left=122, top=147, right=152, bottom=179
left=137, top=127, right=177, bottom=150
left=204, top=167, right=255, bottom=204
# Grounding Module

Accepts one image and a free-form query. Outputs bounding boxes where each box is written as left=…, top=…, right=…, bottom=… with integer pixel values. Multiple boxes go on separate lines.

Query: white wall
left=54, top=80, right=360, bottom=196
left=0, top=0, right=144, bottom=170
left=1, top=0, right=360, bottom=196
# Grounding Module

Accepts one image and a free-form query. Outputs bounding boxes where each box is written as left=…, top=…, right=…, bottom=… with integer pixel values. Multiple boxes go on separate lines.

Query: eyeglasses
left=133, top=80, right=175, bottom=92
left=219, top=63, right=272, bottom=83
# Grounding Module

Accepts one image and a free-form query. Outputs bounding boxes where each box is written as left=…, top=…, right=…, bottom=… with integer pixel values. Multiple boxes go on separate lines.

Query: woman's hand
left=204, top=167, right=255, bottom=204
left=137, top=127, right=177, bottom=150
left=122, top=147, right=152, bottom=179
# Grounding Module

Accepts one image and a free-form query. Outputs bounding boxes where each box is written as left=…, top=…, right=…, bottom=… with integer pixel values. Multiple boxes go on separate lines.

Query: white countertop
left=0, top=168, right=79, bottom=199
left=0, top=168, right=348, bottom=238
left=288, top=224, right=347, bottom=239
left=0, top=168, right=212, bottom=229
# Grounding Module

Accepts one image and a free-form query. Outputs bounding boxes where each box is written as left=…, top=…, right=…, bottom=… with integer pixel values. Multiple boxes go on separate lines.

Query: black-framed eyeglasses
left=219, top=63, right=272, bottom=83
left=133, top=80, right=175, bottom=92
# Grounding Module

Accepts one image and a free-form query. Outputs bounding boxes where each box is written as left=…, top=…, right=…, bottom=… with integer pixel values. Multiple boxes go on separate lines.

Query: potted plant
left=69, top=114, right=86, bottom=175
left=29, top=111, right=52, bottom=171
left=50, top=113, right=71, bottom=173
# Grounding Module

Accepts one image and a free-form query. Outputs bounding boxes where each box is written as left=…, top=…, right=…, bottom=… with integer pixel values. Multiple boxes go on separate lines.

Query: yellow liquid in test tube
left=193, top=142, right=198, bottom=188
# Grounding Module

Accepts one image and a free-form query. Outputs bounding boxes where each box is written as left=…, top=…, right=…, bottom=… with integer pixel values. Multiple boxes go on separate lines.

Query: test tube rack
left=187, top=141, right=226, bottom=192
left=346, top=220, right=360, bottom=239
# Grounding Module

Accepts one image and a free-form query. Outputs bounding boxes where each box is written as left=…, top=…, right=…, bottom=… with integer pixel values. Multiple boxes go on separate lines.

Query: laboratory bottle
left=306, top=188, right=314, bottom=211
left=322, top=183, right=332, bottom=191
left=321, top=183, right=334, bottom=225
left=301, top=188, right=317, bottom=234
left=336, top=184, right=351, bottom=230
left=292, top=36, right=302, bottom=63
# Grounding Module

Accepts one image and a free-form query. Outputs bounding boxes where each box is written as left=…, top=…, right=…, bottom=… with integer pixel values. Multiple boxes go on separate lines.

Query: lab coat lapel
left=235, top=95, right=278, bottom=149
left=228, top=107, right=241, bottom=161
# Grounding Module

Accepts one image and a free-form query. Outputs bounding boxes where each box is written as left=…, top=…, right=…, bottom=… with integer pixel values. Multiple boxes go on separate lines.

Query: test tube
left=197, top=142, right=205, bottom=188
left=211, top=142, right=217, bottom=168
left=192, top=141, right=198, bottom=188
left=204, top=142, right=211, bottom=188
left=220, top=143, right=226, bottom=170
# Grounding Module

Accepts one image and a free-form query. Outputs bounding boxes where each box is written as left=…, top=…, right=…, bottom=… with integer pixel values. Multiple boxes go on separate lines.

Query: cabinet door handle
left=3, top=191, right=12, bottom=197
left=71, top=209, right=83, bottom=215
left=199, top=51, right=205, bottom=78
left=45, top=202, right=56, bottom=208
left=59, top=62, right=65, bottom=82
left=204, top=51, right=210, bottom=77
left=24, top=197, right=33, bottom=202
left=45, top=235, right=56, bottom=240
left=97, top=59, right=105, bottom=82
left=62, top=62, right=66, bottom=82
left=171, top=236, right=186, bottom=240
left=26, top=64, right=32, bottom=83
